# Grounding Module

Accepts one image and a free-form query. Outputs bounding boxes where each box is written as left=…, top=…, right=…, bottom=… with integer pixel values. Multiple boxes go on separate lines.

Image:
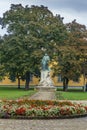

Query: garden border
left=1, top=113, right=87, bottom=119
left=1, top=99, right=87, bottom=119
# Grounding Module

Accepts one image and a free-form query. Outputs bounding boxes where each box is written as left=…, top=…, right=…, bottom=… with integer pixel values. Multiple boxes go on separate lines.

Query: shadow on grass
left=0, top=86, right=35, bottom=91
left=56, top=87, right=83, bottom=92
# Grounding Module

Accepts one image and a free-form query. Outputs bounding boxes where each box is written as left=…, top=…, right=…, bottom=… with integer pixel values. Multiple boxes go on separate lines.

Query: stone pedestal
left=36, top=70, right=56, bottom=91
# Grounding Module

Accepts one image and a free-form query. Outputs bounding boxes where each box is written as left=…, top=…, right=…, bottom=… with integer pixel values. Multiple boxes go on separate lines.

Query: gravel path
left=0, top=117, right=87, bottom=130
left=29, top=91, right=56, bottom=100
left=29, top=90, right=87, bottom=105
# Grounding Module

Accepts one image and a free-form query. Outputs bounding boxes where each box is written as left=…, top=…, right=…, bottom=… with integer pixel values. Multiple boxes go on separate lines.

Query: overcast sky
left=0, top=0, right=87, bottom=35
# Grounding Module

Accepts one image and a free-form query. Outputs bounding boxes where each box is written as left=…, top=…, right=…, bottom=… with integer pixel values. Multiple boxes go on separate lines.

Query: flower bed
left=0, top=99, right=87, bottom=119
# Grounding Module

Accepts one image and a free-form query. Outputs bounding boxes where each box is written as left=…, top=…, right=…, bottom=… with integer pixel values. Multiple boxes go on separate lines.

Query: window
left=58, top=74, right=63, bottom=82
left=73, top=78, right=79, bottom=83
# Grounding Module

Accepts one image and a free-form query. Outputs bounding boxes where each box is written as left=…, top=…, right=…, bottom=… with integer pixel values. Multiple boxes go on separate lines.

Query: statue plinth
left=36, top=70, right=56, bottom=91
left=40, top=70, right=48, bottom=82
left=39, top=70, right=54, bottom=87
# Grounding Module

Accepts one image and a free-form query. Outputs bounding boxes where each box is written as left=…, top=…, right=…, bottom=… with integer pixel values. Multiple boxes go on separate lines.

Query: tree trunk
left=25, top=72, right=30, bottom=90
left=63, top=77, right=69, bottom=91
left=18, top=77, right=20, bottom=89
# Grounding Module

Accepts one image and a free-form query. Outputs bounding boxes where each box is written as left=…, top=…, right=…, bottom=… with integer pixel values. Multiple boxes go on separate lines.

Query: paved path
left=29, top=90, right=87, bottom=105
left=29, top=91, right=56, bottom=100
left=0, top=117, right=87, bottom=130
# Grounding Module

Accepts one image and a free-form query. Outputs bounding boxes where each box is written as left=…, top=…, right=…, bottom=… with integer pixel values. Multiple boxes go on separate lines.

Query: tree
left=0, top=36, right=6, bottom=80
left=0, top=4, right=67, bottom=89
left=51, top=20, right=87, bottom=91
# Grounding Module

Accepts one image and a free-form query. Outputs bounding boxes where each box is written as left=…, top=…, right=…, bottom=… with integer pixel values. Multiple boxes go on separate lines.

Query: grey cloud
left=9, top=0, right=87, bottom=12
left=45, top=0, right=87, bottom=12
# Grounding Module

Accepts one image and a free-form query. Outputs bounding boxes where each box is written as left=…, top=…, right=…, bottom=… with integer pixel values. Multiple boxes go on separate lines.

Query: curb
left=1, top=113, right=87, bottom=120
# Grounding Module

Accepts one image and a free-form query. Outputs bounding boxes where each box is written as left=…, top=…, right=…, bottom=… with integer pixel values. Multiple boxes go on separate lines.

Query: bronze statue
left=41, top=53, right=50, bottom=71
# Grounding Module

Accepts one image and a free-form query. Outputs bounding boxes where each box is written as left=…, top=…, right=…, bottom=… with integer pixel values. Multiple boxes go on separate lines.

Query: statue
left=37, top=53, right=54, bottom=87
left=41, top=53, right=50, bottom=71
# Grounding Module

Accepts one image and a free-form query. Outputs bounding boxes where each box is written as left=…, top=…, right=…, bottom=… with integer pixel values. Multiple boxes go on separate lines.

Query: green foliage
left=52, top=20, right=87, bottom=91
left=0, top=36, right=6, bottom=80
left=0, top=4, right=67, bottom=89
left=0, top=4, right=86, bottom=91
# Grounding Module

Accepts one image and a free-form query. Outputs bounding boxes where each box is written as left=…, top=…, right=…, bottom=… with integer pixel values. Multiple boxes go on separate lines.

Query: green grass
left=0, top=86, right=36, bottom=100
left=56, top=89, right=87, bottom=100
left=1, top=86, right=87, bottom=100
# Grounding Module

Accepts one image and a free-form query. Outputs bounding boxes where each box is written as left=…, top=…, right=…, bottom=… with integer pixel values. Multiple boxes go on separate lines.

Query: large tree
left=0, top=4, right=67, bottom=89
left=51, top=45, right=82, bottom=91
left=52, top=20, right=87, bottom=91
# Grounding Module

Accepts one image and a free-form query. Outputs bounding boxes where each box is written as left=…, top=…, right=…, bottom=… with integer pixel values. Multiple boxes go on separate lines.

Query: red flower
left=84, top=106, right=87, bottom=111
left=16, top=107, right=26, bottom=115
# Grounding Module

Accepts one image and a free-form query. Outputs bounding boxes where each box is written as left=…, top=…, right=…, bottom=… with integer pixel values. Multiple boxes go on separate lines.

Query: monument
left=37, top=53, right=54, bottom=90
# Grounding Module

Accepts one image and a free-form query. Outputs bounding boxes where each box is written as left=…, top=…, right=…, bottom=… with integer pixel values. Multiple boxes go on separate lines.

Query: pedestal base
left=36, top=70, right=55, bottom=91
left=35, top=86, right=56, bottom=92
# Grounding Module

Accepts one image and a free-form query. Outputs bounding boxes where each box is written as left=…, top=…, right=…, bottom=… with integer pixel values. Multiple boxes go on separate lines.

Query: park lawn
left=0, top=86, right=36, bottom=100
left=56, top=90, right=87, bottom=100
